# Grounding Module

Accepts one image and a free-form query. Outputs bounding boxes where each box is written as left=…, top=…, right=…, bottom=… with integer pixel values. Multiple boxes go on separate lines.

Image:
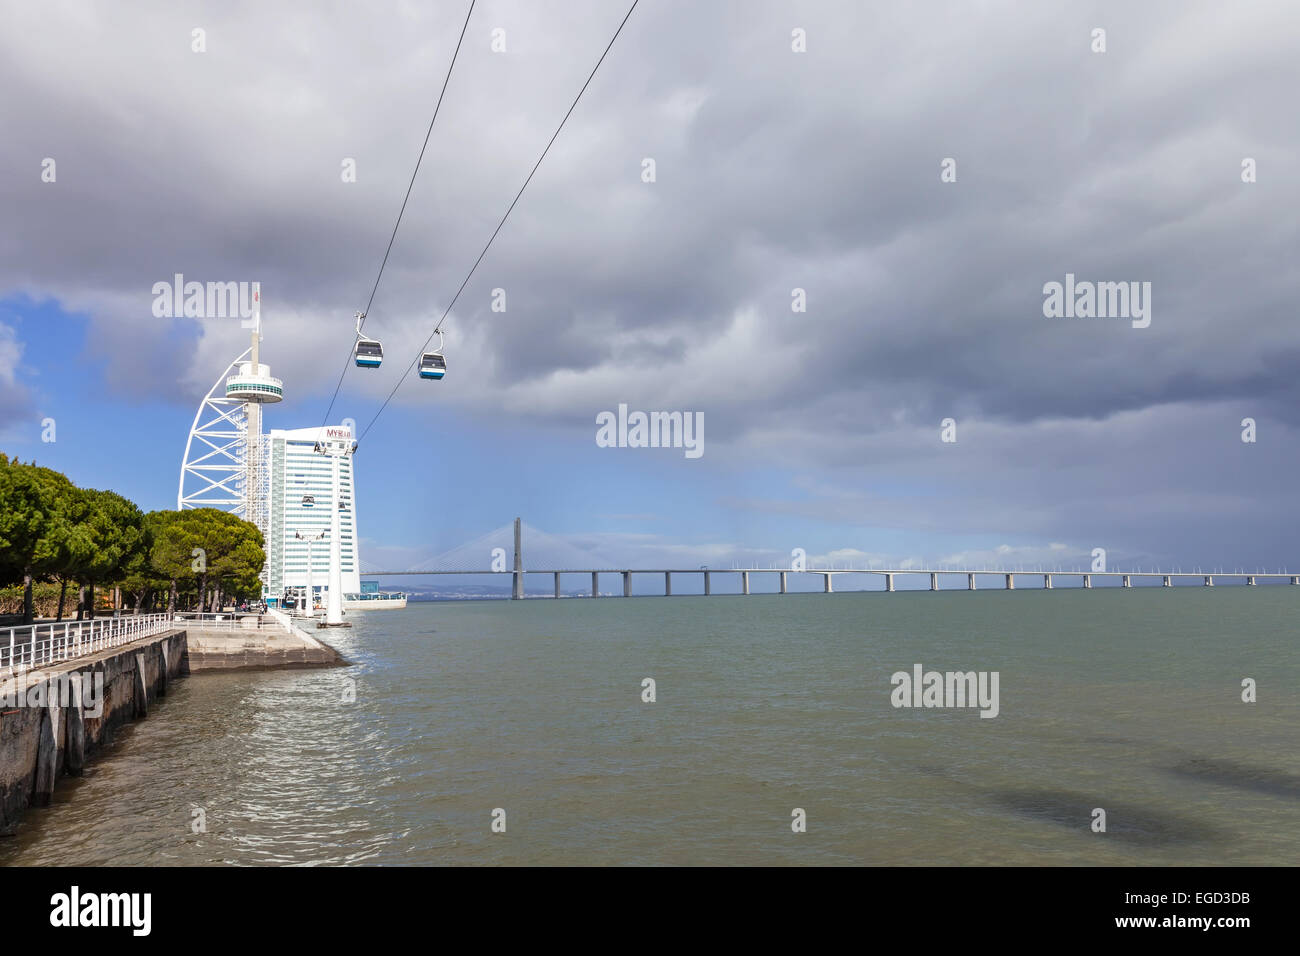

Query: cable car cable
left=357, top=0, right=640, bottom=442
left=321, top=0, right=476, bottom=427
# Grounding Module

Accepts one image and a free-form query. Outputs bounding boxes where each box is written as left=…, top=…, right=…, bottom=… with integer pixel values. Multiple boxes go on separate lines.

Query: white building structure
left=265, top=424, right=361, bottom=606
left=178, top=286, right=280, bottom=532
left=179, top=301, right=364, bottom=608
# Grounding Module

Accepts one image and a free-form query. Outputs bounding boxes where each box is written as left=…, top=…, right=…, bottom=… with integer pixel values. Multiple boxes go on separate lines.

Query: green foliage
left=148, top=510, right=196, bottom=583
left=119, top=510, right=169, bottom=600
left=203, top=510, right=266, bottom=597
left=0, top=581, right=64, bottom=618
left=0, top=459, right=80, bottom=580
left=73, top=488, right=145, bottom=586
left=0, top=455, right=266, bottom=618
left=0, top=459, right=83, bottom=622
left=146, top=508, right=267, bottom=605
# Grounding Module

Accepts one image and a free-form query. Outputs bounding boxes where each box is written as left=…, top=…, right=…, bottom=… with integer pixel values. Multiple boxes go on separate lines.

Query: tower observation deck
left=177, top=283, right=280, bottom=544
left=225, top=362, right=284, bottom=403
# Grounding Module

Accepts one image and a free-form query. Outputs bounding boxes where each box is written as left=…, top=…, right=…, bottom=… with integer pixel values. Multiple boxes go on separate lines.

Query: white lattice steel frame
left=177, top=346, right=266, bottom=529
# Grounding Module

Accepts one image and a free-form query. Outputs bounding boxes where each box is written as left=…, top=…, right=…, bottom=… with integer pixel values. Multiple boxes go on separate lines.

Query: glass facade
left=227, top=381, right=283, bottom=398
left=265, top=426, right=361, bottom=602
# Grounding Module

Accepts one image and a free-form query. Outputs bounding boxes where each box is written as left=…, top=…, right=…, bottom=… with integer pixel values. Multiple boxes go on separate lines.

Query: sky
left=2, top=0, right=1299, bottom=590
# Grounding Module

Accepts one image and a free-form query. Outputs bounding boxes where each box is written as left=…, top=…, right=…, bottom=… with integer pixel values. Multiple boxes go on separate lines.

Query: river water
left=3, top=587, right=1297, bottom=865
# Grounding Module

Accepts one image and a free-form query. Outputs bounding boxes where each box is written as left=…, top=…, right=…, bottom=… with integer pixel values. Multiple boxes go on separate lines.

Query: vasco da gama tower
left=177, top=289, right=361, bottom=605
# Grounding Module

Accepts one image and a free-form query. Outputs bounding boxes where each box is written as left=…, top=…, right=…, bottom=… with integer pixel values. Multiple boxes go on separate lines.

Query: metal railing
left=2, top=613, right=175, bottom=678
left=265, top=609, right=296, bottom=633
left=173, top=611, right=292, bottom=633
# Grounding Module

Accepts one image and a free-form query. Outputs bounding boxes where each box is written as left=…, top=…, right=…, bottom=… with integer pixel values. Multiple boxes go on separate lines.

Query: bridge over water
left=361, top=520, right=1300, bottom=598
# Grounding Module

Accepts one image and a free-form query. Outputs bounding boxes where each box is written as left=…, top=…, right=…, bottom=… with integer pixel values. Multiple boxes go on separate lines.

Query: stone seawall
left=183, top=624, right=346, bottom=671
left=0, top=629, right=188, bottom=836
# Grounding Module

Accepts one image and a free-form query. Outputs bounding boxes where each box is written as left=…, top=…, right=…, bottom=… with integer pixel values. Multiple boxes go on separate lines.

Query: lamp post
left=313, top=435, right=356, bottom=627
left=294, top=527, right=328, bottom=620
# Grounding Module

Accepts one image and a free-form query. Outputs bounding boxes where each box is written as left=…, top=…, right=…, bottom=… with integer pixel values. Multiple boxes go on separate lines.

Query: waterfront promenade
left=0, top=625, right=186, bottom=834
left=177, top=611, right=346, bottom=670
left=0, top=611, right=345, bottom=836
left=3, top=611, right=345, bottom=678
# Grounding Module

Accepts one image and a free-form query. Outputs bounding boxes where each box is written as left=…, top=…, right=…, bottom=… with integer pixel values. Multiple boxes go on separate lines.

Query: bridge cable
left=320, top=0, right=477, bottom=428
left=357, top=0, right=640, bottom=443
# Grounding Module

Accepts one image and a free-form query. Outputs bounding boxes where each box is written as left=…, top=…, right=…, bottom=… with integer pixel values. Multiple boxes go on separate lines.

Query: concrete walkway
left=183, top=624, right=346, bottom=671
left=0, top=628, right=187, bottom=834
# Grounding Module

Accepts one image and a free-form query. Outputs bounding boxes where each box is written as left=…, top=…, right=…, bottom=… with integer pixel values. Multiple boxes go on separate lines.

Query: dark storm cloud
left=2, top=0, right=1298, bottom=564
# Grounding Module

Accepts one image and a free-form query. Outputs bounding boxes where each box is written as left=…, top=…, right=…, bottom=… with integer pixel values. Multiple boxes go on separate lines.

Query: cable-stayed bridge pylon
left=361, top=519, right=1300, bottom=600
left=367, top=519, right=622, bottom=575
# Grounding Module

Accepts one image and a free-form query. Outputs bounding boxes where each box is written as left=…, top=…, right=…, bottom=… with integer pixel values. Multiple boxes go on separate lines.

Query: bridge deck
left=362, top=569, right=1295, bottom=577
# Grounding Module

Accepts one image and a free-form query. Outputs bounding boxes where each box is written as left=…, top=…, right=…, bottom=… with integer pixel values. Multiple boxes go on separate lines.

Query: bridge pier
left=512, top=518, right=524, bottom=600
left=591, top=571, right=599, bottom=597
left=1083, top=574, right=1091, bottom=588
left=1292, top=577, right=1299, bottom=586
left=967, top=573, right=976, bottom=591
left=1005, top=573, right=1014, bottom=590
left=1122, top=575, right=1131, bottom=588
left=1204, top=575, right=1214, bottom=587
left=930, top=572, right=938, bottom=591
left=823, top=573, right=832, bottom=593
left=1044, top=574, right=1052, bottom=589
left=704, top=570, right=711, bottom=596
left=554, top=572, right=561, bottom=599
left=1163, top=575, right=1172, bottom=587
left=885, top=573, right=894, bottom=592
left=779, top=571, right=787, bottom=594
left=742, top=571, right=750, bottom=595
left=1246, top=575, right=1256, bottom=586
left=665, top=571, right=672, bottom=596
left=623, top=571, right=632, bottom=597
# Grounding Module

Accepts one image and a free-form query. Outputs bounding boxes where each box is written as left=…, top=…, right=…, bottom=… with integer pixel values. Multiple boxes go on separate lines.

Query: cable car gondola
left=418, top=330, right=447, bottom=380
left=353, top=311, right=383, bottom=368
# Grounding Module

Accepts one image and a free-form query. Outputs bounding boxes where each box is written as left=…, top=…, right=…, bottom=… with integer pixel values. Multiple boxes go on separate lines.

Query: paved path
left=183, top=623, right=346, bottom=671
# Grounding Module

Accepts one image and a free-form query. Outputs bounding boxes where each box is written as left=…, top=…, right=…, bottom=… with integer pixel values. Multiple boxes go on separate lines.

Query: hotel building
left=264, top=424, right=361, bottom=605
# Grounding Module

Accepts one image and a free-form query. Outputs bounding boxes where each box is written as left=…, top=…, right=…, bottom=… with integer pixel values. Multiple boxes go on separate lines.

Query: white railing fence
left=265, top=609, right=296, bottom=634
left=173, top=611, right=292, bottom=633
left=1, top=613, right=175, bottom=678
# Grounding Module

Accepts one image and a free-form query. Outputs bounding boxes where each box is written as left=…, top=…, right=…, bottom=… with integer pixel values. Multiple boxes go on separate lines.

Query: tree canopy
left=0, top=455, right=266, bottom=621
left=0, top=458, right=82, bottom=622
